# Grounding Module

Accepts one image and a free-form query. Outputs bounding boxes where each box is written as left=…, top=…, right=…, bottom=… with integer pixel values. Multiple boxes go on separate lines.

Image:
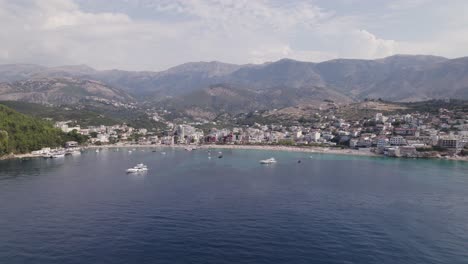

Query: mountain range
left=0, top=54, right=467, bottom=115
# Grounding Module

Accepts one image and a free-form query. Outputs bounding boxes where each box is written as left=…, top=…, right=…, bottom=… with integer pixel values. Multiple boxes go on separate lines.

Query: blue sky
left=1, top=0, right=467, bottom=71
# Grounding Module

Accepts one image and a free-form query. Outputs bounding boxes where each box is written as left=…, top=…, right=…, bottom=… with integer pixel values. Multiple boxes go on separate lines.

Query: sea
left=0, top=147, right=467, bottom=264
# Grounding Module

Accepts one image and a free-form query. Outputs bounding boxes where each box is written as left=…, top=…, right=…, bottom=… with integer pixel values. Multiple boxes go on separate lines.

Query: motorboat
left=43, top=149, right=66, bottom=158
left=51, top=152, right=65, bottom=158
left=260, top=157, right=277, bottom=164
left=65, top=148, right=81, bottom=156
left=66, top=150, right=81, bottom=156
left=126, top=163, right=148, bottom=173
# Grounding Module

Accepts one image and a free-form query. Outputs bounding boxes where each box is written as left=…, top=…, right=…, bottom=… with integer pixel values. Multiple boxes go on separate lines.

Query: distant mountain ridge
left=0, top=55, right=467, bottom=111
left=0, top=77, right=134, bottom=105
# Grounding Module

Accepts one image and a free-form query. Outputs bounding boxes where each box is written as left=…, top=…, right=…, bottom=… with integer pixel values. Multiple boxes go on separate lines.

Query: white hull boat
left=260, top=157, right=277, bottom=164
left=126, top=163, right=148, bottom=173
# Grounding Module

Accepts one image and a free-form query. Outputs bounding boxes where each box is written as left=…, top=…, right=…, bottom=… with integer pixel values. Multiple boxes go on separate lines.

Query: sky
left=0, top=0, right=467, bottom=71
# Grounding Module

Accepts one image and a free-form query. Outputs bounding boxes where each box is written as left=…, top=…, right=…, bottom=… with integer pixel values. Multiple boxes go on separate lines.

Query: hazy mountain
left=0, top=64, right=47, bottom=82
left=0, top=55, right=467, bottom=109
left=313, top=55, right=449, bottom=97
left=364, top=57, right=468, bottom=101
left=0, top=77, right=134, bottom=105
left=159, top=84, right=352, bottom=118
left=225, top=59, right=324, bottom=90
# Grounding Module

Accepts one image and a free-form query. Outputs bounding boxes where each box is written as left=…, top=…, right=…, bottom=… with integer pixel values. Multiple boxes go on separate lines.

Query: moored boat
left=260, top=157, right=277, bottom=164
left=126, top=163, right=148, bottom=173
left=42, top=149, right=66, bottom=158
left=51, top=152, right=65, bottom=158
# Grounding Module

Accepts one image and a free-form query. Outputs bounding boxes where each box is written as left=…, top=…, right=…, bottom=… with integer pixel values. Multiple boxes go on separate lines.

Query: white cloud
left=0, top=0, right=466, bottom=70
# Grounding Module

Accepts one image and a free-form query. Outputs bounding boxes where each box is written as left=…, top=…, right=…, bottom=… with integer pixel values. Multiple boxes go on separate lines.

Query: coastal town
left=43, top=102, right=468, bottom=161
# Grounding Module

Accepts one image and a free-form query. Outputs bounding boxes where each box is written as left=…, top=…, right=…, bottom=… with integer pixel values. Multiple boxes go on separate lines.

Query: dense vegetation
left=0, top=104, right=68, bottom=156
left=0, top=101, right=119, bottom=127
left=0, top=101, right=167, bottom=131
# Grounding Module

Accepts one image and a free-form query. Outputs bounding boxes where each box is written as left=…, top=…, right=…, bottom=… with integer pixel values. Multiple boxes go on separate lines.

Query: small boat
left=297, top=160, right=302, bottom=163
left=185, top=147, right=193, bottom=151
left=126, top=163, right=148, bottom=173
left=67, top=150, right=81, bottom=156
left=161, top=152, right=166, bottom=155
left=260, top=157, right=277, bottom=164
left=218, top=155, right=223, bottom=159
left=95, top=149, right=100, bottom=153
left=65, top=148, right=81, bottom=156
left=51, top=153, right=65, bottom=158
left=49, top=150, right=66, bottom=158
left=43, top=149, right=66, bottom=158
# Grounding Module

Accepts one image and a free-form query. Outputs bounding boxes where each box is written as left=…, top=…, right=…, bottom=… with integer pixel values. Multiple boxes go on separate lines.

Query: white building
left=389, top=136, right=406, bottom=146
left=96, top=134, right=109, bottom=143
left=376, top=138, right=389, bottom=148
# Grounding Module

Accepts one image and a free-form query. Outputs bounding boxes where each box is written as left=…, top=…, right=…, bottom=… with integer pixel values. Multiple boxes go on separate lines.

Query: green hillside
left=0, top=101, right=119, bottom=127
left=0, top=101, right=167, bottom=131
left=0, top=104, right=68, bottom=155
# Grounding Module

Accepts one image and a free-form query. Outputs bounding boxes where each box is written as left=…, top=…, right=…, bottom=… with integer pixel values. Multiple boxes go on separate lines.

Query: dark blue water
left=1, top=148, right=467, bottom=264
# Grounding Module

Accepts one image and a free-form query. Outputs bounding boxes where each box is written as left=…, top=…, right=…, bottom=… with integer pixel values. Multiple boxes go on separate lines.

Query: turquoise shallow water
left=0, top=148, right=467, bottom=264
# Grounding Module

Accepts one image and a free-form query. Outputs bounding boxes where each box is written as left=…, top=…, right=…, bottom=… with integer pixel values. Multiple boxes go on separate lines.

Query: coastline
left=3, top=144, right=467, bottom=162
left=85, top=143, right=377, bottom=157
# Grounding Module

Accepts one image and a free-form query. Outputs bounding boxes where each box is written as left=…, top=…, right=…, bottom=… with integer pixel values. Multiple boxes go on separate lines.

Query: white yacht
left=48, top=150, right=66, bottom=158
left=65, top=148, right=81, bottom=156
left=126, top=163, right=148, bottom=173
left=43, top=149, right=66, bottom=158
left=51, top=152, right=65, bottom=158
left=260, top=157, right=277, bottom=164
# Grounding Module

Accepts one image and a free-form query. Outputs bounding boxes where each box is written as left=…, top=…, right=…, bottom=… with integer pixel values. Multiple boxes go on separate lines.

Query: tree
left=0, top=104, right=66, bottom=155
left=66, top=129, right=89, bottom=144
left=0, top=130, right=9, bottom=155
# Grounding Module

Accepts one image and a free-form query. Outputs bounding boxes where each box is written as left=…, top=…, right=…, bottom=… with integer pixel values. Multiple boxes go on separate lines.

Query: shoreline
left=86, top=144, right=468, bottom=161
left=3, top=144, right=467, bottom=162
left=85, top=143, right=377, bottom=157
